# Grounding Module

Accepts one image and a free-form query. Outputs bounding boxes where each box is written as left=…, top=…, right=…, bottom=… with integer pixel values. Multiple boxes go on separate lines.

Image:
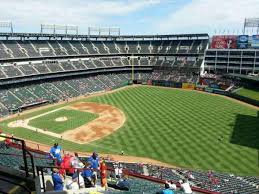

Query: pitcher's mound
left=55, top=117, right=68, bottom=122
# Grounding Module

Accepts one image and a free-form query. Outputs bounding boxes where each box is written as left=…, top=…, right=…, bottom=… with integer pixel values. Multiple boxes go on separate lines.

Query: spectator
left=114, top=163, right=123, bottom=179
left=180, top=179, right=192, bottom=194
left=51, top=168, right=64, bottom=191
left=161, top=183, right=174, bottom=194
left=49, top=143, right=62, bottom=164
left=88, top=152, right=99, bottom=186
left=81, top=162, right=94, bottom=188
left=66, top=171, right=84, bottom=190
left=4, top=135, right=11, bottom=149
left=0, top=130, right=7, bottom=149
left=116, top=177, right=130, bottom=191
left=100, top=160, right=108, bottom=188
left=71, top=152, right=84, bottom=169
left=62, top=153, right=74, bottom=176
left=167, top=181, right=177, bottom=190
left=187, top=171, right=195, bottom=180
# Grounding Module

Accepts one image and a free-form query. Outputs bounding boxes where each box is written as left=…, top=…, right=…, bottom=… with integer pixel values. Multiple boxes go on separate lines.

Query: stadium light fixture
left=88, top=27, right=120, bottom=36
left=243, top=18, right=259, bottom=35
left=40, top=24, right=79, bottom=36
left=0, top=21, right=13, bottom=33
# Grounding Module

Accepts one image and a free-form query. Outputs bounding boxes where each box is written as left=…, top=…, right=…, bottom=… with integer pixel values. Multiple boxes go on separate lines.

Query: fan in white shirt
left=180, top=179, right=192, bottom=194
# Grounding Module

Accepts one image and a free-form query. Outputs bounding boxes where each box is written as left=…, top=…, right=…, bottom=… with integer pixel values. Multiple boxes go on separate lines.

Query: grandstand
left=0, top=24, right=259, bottom=194
left=0, top=33, right=208, bottom=117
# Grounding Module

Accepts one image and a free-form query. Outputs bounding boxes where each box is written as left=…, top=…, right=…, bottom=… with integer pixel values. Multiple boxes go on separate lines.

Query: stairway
left=0, top=174, right=31, bottom=194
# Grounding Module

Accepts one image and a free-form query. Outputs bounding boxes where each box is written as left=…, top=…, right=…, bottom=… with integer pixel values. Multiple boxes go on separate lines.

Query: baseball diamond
left=1, top=85, right=258, bottom=176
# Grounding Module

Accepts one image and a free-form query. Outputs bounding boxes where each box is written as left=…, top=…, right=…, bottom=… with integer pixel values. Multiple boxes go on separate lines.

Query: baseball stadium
left=0, top=2, right=259, bottom=194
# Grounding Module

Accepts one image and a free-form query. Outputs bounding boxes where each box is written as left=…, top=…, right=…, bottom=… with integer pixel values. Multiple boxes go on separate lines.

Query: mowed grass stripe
left=87, top=86, right=259, bottom=175
left=28, top=109, right=98, bottom=133
left=1, top=86, right=259, bottom=176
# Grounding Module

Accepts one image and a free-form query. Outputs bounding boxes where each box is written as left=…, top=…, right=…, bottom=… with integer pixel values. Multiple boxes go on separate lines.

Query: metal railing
left=0, top=135, right=35, bottom=177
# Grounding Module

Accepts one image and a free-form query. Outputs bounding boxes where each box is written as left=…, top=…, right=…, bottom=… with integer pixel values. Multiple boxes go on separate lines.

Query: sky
left=0, top=0, right=258, bottom=35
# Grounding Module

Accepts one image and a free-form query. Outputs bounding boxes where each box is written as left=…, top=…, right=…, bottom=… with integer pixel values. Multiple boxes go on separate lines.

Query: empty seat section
left=9, top=87, right=37, bottom=104
left=52, top=81, right=80, bottom=97
left=103, top=41, right=118, bottom=54
left=18, top=41, right=40, bottom=57
left=0, top=42, right=12, bottom=59
left=178, top=40, right=193, bottom=54
left=46, top=62, right=64, bottom=72
left=3, top=41, right=27, bottom=58
left=0, top=90, right=22, bottom=110
left=58, top=41, right=78, bottom=55
left=33, top=64, right=50, bottom=74
left=112, top=58, right=124, bottom=66
left=83, top=60, right=96, bottom=69
left=139, top=58, right=149, bottom=66
left=1, top=65, right=22, bottom=77
left=92, top=41, right=108, bottom=54
left=151, top=40, right=162, bottom=54
left=41, top=83, right=68, bottom=100
left=18, top=64, right=38, bottom=75
left=126, top=41, right=138, bottom=53
left=65, top=78, right=92, bottom=94
left=0, top=69, right=7, bottom=79
left=71, top=61, right=87, bottom=70
left=92, top=59, right=105, bottom=68
left=70, top=41, right=88, bottom=54
left=138, top=41, right=150, bottom=54
left=32, top=40, right=54, bottom=56
left=101, top=59, right=113, bottom=67
left=27, top=84, right=59, bottom=101
left=59, top=61, right=75, bottom=71
left=81, top=41, right=97, bottom=54
left=115, top=41, right=127, bottom=53
left=48, top=41, right=67, bottom=56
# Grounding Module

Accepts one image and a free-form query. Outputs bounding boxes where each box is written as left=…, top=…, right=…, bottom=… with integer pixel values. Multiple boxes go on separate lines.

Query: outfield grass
left=1, top=86, right=259, bottom=176
left=28, top=109, right=98, bottom=133
left=235, top=88, right=259, bottom=101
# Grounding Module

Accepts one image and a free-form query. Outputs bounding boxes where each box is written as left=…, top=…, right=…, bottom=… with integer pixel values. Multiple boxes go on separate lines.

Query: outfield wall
left=227, top=93, right=259, bottom=107
left=150, top=80, right=259, bottom=107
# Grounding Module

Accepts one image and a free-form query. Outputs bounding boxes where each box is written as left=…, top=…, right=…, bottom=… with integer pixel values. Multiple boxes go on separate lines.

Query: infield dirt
left=62, top=102, right=126, bottom=143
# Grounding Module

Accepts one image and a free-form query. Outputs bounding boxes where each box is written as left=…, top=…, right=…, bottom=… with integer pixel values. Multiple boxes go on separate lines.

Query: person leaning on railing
left=49, top=143, right=62, bottom=164
left=0, top=130, right=10, bottom=149
left=0, top=130, right=5, bottom=148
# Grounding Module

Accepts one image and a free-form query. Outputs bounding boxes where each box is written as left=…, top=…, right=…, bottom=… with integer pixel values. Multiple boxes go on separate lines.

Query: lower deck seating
left=18, top=65, right=38, bottom=75
left=105, top=161, right=259, bottom=194
left=0, top=146, right=53, bottom=171
left=0, top=72, right=150, bottom=117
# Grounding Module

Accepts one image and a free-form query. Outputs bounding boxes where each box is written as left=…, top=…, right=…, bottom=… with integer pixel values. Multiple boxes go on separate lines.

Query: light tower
left=243, top=18, right=259, bottom=35
left=0, top=21, right=13, bottom=33
left=40, top=24, right=78, bottom=36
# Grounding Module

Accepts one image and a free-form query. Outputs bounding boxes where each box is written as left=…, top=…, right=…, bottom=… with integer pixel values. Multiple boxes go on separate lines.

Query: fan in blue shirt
left=51, top=169, right=64, bottom=191
left=162, top=183, right=174, bottom=194
left=49, top=143, right=62, bottom=163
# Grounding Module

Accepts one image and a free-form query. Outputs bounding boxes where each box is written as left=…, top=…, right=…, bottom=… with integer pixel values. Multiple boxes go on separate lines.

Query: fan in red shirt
left=59, top=153, right=74, bottom=176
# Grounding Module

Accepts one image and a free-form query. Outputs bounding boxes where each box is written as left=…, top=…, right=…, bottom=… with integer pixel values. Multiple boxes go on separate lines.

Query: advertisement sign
left=251, top=35, right=259, bottom=48
left=237, top=35, right=249, bottom=49
left=211, top=35, right=237, bottom=49
left=182, top=83, right=195, bottom=90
